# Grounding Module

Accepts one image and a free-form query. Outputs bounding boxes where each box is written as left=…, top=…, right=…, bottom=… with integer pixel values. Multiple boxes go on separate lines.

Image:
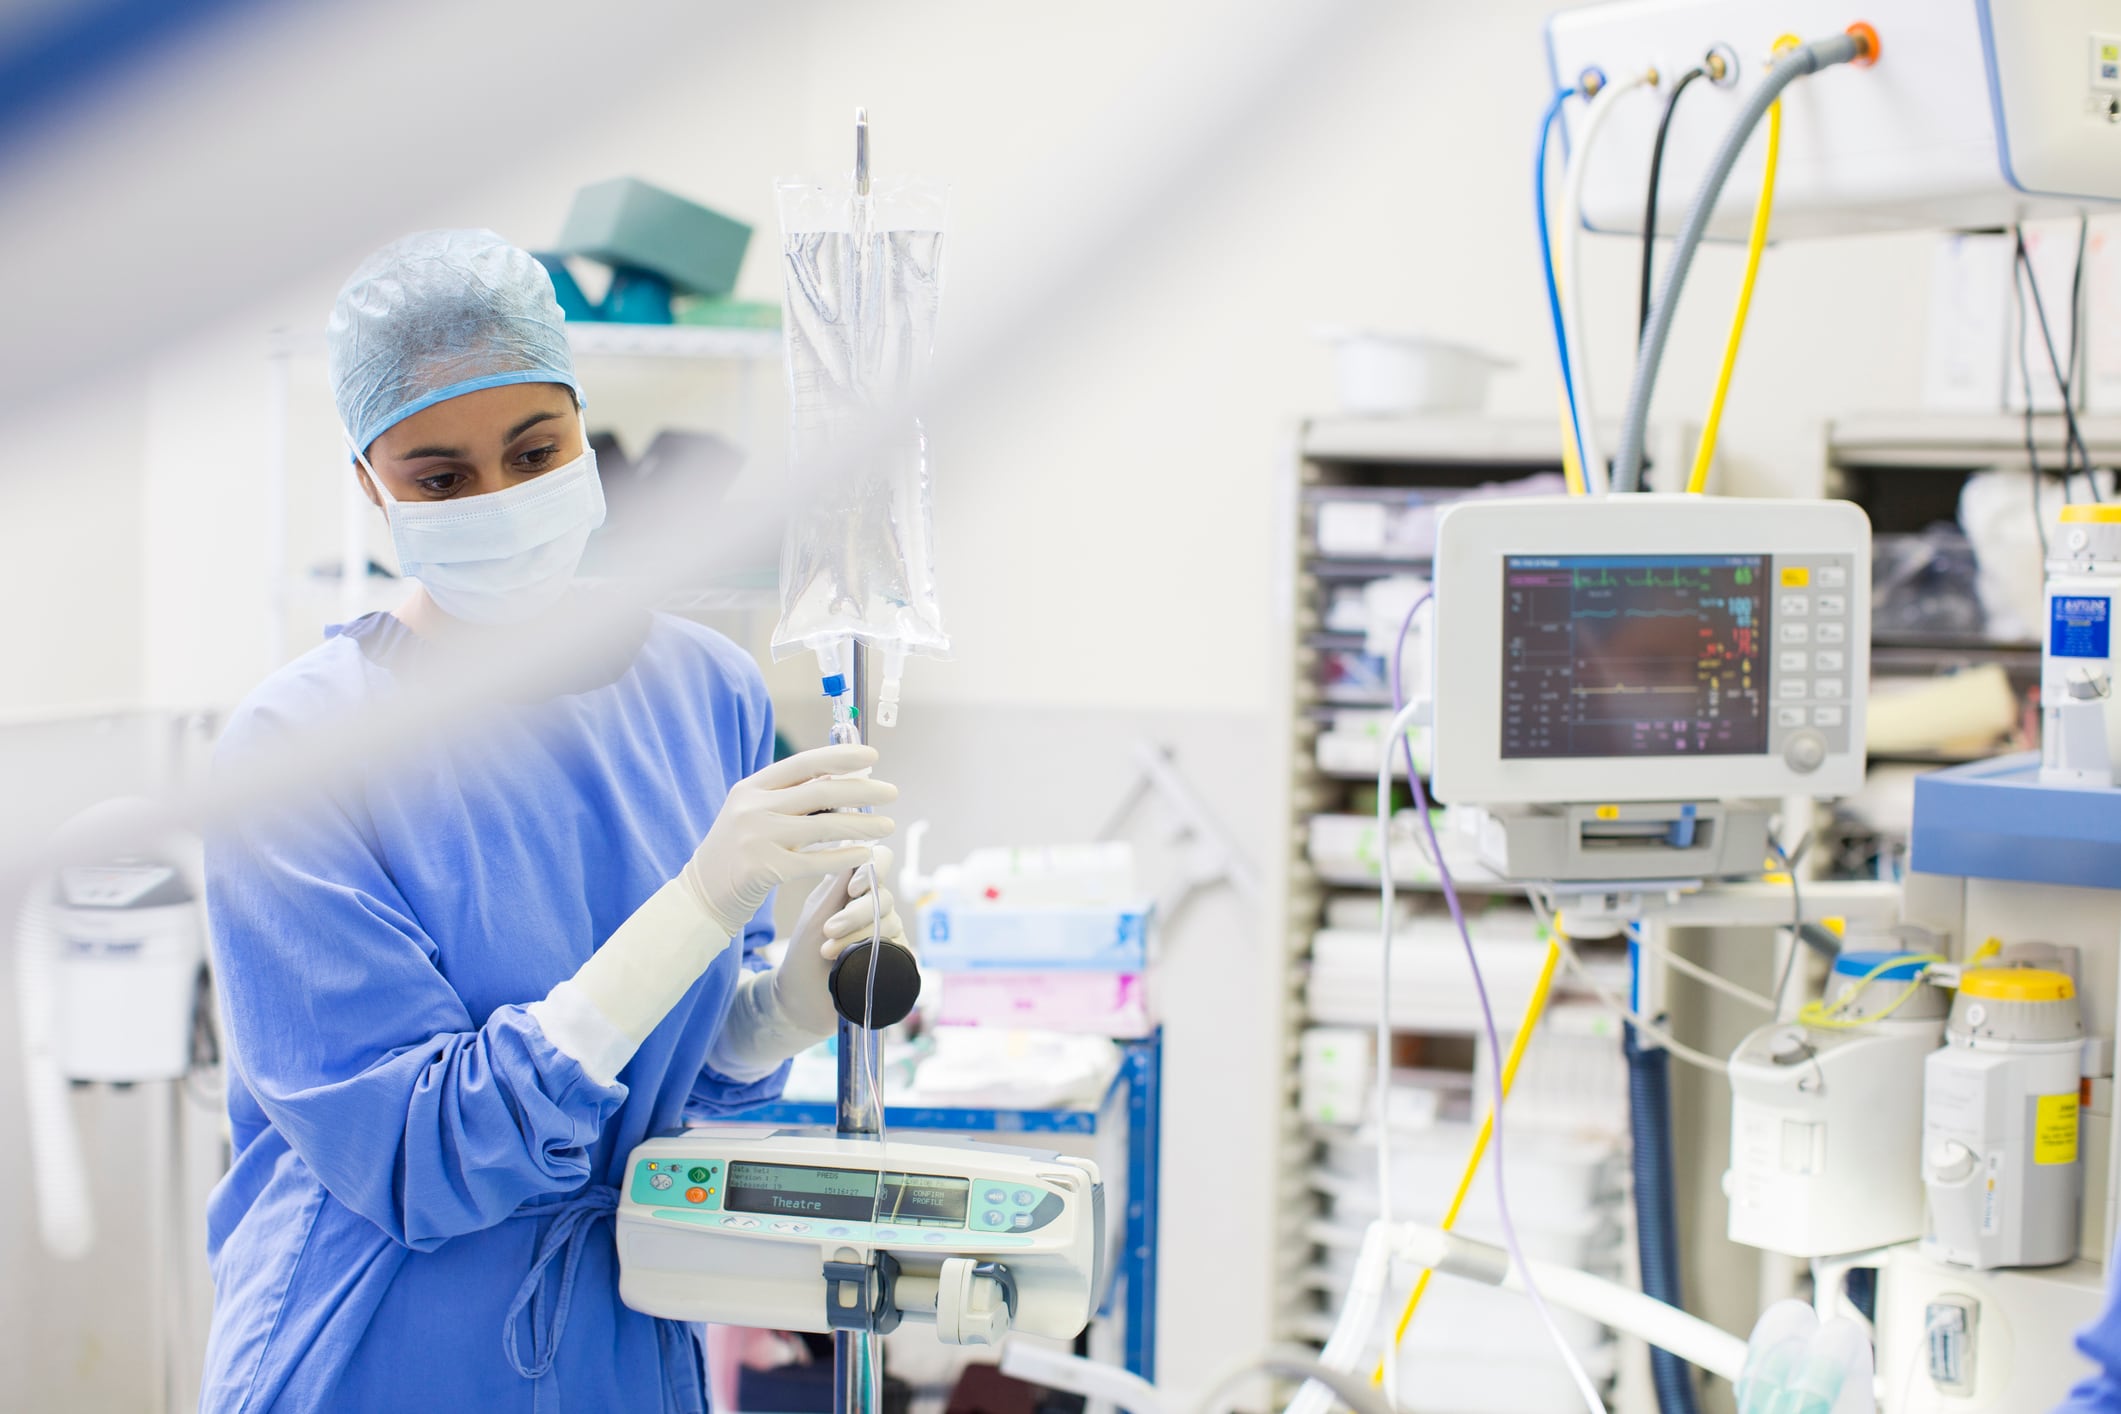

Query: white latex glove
left=710, top=847, right=909, bottom=1078
left=530, top=745, right=896, bottom=1086
left=678, top=744, right=897, bottom=936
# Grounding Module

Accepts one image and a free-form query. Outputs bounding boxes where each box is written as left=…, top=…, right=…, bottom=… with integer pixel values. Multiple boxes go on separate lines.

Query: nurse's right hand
left=678, top=744, right=897, bottom=937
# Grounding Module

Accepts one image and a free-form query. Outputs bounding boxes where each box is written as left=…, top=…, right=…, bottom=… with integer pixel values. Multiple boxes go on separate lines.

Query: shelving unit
left=1823, top=412, right=2121, bottom=872
left=1267, top=417, right=1694, bottom=1414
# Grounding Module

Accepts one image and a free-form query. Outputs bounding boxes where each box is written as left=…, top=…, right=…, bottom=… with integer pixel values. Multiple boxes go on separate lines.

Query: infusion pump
left=1428, top=496, right=1870, bottom=880
left=617, top=1130, right=1101, bottom=1345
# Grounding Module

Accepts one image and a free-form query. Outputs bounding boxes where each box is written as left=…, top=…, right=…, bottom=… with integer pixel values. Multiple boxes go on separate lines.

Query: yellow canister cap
left=2059, top=505, right=2121, bottom=524
left=1960, top=966, right=2076, bottom=1002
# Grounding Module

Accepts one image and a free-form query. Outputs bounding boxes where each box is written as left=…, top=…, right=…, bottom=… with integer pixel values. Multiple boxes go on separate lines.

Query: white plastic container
left=1317, top=330, right=1509, bottom=416
left=2042, top=504, right=2121, bottom=787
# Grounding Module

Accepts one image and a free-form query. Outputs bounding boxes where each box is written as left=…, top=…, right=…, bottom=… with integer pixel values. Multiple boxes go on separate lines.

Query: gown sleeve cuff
left=529, top=979, right=637, bottom=1088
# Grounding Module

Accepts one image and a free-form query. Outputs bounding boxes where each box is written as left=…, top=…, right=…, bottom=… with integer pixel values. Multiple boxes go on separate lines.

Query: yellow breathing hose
left=1688, top=43, right=1794, bottom=494
left=1371, top=936, right=1565, bottom=1383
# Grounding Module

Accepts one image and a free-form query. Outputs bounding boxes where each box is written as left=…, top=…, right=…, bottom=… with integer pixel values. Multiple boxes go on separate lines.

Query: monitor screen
left=1500, top=554, right=1771, bottom=759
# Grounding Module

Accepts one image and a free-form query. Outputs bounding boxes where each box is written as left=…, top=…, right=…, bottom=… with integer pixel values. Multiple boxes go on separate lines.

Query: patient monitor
left=1430, top=495, right=1871, bottom=881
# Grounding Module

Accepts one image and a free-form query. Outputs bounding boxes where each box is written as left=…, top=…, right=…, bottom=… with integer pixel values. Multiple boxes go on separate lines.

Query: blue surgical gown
left=199, top=610, right=788, bottom=1413
left=2065, top=1251, right=2121, bottom=1410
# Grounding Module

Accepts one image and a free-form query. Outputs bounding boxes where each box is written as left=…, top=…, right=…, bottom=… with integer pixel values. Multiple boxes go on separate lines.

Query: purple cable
left=1390, top=592, right=1584, bottom=1390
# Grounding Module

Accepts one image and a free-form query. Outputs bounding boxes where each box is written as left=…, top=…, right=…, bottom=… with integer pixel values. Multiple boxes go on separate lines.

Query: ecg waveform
left=1500, top=556, right=1770, bottom=759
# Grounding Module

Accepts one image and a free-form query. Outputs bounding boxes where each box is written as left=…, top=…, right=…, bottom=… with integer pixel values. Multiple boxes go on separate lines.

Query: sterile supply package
left=770, top=173, right=951, bottom=694
left=913, top=844, right=1154, bottom=973
left=930, top=971, right=1153, bottom=1039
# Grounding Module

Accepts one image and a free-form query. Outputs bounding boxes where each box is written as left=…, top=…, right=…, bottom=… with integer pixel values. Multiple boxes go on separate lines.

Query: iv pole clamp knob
left=830, top=938, right=920, bottom=1029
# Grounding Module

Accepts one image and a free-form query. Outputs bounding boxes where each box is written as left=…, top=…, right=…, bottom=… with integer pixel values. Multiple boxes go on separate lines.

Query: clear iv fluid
left=772, top=175, right=951, bottom=666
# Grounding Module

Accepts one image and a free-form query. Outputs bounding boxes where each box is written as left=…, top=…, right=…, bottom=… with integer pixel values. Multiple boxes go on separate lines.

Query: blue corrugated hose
left=1627, top=1021, right=1701, bottom=1414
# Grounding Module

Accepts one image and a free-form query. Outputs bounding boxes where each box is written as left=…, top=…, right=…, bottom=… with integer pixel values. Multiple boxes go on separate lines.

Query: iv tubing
left=1560, top=70, right=1654, bottom=494
left=1376, top=938, right=1563, bottom=1375
left=1614, top=31, right=1868, bottom=492
left=1686, top=84, right=1784, bottom=495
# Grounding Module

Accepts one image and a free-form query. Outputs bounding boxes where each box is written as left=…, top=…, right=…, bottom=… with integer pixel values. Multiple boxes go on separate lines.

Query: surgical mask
left=345, top=422, right=606, bottom=625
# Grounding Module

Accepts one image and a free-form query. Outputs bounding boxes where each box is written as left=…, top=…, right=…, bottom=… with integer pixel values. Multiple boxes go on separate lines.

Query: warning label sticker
left=2036, top=1092, right=2081, bottom=1166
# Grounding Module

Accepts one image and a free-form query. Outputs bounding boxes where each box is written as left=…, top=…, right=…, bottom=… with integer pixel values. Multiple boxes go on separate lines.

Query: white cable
left=1560, top=70, right=1655, bottom=497
left=17, top=883, right=97, bottom=1259
left=1631, top=933, right=1776, bottom=1013
left=1372, top=697, right=1425, bottom=1410
left=1528, top=890, right=1731, bottom=1076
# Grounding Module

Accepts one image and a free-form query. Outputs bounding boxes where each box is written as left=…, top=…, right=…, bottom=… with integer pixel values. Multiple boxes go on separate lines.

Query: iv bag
left=770, top=175, right=951, bottom=674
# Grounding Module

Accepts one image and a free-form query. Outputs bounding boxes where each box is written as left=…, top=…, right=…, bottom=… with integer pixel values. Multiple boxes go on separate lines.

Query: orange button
left=686, top=1187, right=707, bottom=1204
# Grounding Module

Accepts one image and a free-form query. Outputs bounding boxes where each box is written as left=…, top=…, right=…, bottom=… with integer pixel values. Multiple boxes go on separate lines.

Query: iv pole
left=834, top=642, right=885, bottom=1414
left=834, top=109, right=884, bottom=1414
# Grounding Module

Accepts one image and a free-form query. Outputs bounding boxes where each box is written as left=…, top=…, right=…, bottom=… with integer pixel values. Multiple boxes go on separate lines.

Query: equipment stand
left=835, top=638, right=884, bottom=1414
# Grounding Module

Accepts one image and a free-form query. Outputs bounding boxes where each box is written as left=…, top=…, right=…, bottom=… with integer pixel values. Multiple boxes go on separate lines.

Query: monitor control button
left=650, top=1172, right=674, bottom=1191
left=1783, top=731, right=1827, bottom=773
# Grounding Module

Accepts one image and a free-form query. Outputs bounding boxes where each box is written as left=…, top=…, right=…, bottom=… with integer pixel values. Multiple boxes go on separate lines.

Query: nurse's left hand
left=774, top=847, right=907, bottom=1037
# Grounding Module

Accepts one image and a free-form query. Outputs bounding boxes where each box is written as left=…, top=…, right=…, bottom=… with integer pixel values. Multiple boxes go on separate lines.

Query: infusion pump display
left=724, top=1162, right=970, bottom=1227
left=1431, top=497, right=1870, bottom=806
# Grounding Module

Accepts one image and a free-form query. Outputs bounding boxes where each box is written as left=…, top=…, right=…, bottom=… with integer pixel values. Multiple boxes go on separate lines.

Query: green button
left=688, top=1166, right=710, bottom=1183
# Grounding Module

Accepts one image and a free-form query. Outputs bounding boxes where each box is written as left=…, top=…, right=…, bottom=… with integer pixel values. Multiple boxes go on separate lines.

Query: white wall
left=0, top=378, right=146, bottom=716
left=0, top=0, right=1987, bottom=1409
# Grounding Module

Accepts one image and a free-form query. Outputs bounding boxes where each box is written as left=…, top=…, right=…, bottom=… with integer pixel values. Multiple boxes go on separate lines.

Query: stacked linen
left=916, top=843, right=1156, bottom=1038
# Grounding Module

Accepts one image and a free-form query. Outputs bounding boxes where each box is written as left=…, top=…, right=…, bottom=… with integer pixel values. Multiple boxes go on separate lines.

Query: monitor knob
left=1783, top=730, right=1826, bottom=774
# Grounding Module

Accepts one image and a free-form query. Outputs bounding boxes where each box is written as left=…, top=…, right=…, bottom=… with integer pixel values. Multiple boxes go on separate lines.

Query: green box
left=556, top=177, right=752, bottom=298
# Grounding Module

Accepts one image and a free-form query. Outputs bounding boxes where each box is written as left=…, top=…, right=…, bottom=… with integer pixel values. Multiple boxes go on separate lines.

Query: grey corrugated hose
left=1612, top=33, right=1865, bottom=493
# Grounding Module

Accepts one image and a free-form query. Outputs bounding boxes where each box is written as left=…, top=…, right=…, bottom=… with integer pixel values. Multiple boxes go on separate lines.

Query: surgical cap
left=327, top=228, right=582, bottom=454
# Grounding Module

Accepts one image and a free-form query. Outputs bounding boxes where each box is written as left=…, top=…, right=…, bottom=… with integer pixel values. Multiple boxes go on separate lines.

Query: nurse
left=199, top=228, right=900, bottom=1412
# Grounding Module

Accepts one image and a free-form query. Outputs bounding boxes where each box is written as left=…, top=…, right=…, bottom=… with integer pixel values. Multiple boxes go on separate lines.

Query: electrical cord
left=1561, top=69, right=1655, bottom=493
left=1383, top=595, right=1604, bottom=1414
left=1616, top=30, right=1871, bottom=493
left=1796, top=953, right=1945, bottom=1030
left=1372, top=696, right=1419, bottom=1410
left=1767, top=836, right=1811, bottom=1012
left=1528, top=890, right=1732, bottom=1076
left=2017, top=224, right=2098, bottom=498
left=1686, top=43, right=1791, bottom=496
left=2015, top=250, right=2061, bottom=553
left=1537, top=85, right=1590, bottom=487
left=1639, top=67, right=1706, bottom=343
left=1632, top=931, right=1776, bottom=1012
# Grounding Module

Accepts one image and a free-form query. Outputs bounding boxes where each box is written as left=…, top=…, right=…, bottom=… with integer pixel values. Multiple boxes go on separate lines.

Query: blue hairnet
left=327, top=229, right=582, bottom=454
